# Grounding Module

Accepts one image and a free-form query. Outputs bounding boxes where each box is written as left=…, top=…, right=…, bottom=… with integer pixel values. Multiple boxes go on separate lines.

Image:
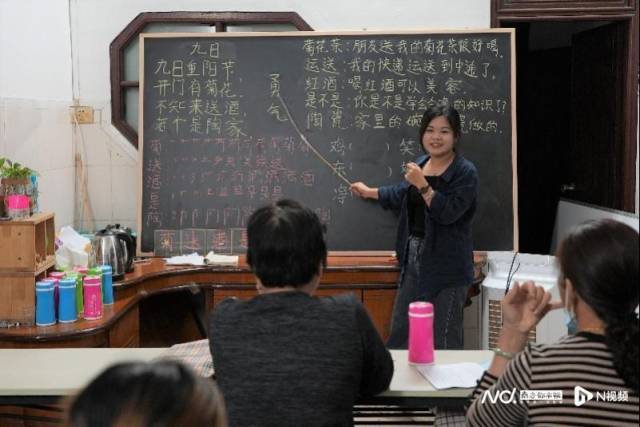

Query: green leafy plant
left=0, top=157, right=38, bottom=179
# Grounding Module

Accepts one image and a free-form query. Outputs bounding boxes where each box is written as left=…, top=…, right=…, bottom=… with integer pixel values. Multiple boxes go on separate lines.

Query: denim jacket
left=378, top=154, right=478, bottom=294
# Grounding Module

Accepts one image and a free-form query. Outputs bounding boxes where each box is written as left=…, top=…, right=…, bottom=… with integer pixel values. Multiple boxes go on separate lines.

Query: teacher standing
left=351, top=104, right=478, bottom=349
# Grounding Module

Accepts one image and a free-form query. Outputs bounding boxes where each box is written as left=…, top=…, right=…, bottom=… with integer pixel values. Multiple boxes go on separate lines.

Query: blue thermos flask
left=100, top=265, right=114, bottom=305
left=35, top=280, right=56, bottom=326
left=58, top=277, right=77, bottom=323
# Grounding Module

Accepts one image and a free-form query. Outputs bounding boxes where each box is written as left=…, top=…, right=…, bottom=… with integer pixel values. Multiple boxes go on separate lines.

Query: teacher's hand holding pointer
left=350, top=182, right=378, bottom=200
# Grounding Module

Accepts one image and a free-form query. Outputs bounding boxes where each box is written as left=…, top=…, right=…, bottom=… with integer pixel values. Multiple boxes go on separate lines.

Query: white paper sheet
left=416, top=363, right=486, bottom=389
left=165, top=252, right=239, bottom=266
left=165, top=253, right=205, bottom=266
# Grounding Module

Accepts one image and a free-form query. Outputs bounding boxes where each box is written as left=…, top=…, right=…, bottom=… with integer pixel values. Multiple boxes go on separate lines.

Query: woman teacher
left=351, top=104, right=478, bottom=349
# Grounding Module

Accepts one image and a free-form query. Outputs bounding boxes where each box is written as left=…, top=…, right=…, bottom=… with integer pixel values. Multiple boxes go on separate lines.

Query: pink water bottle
left=83, top=275, right=103, bottom=320
left=408, top=301, right=434, bottom=364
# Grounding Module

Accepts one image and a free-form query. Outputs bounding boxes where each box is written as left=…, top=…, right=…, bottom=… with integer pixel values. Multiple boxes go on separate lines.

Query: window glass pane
left=123, top=23, right=214, bottom=81
left=226, top=23, right=299, bottom=32
left=124, top=87, right=139, bottom=131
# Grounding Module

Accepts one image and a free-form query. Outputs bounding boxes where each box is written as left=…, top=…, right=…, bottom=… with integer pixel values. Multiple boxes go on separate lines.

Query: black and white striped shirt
left=467, top=332, right=639, bottom=426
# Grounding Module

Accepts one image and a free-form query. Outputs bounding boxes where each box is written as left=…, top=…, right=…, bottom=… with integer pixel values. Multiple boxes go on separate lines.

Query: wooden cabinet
left=210, top=286, right=396, bottom=342
left=0, top=212, right=55, bottom=272
left=0, top=213, right=56, bottom=327
left=0, top=256, right=491, bottom=349
left=362, top=289, right=396, bottom=342
left=108, top=306, right=140, bottom=347
left=212, top=289, right=257, bottom=305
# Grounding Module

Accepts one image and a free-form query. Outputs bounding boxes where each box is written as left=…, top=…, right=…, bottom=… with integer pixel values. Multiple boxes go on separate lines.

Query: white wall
left=0, top=0, right=74, bottom=227
left=0, top=0, right=73, bottom=100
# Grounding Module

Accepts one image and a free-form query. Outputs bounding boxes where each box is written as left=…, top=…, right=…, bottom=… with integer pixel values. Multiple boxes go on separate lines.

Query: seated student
left=466, top=219, right=639, bottom=426
left=65, top=360, right=227, bottom=427
left=209, top=199, right=393, bottom=427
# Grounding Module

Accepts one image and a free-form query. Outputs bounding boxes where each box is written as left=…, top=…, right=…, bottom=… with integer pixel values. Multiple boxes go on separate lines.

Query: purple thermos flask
left=408, top=301, right=434, bottom=364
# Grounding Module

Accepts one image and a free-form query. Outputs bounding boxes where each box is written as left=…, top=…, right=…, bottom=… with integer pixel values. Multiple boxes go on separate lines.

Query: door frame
left=491, top=0, right=639, bottom=212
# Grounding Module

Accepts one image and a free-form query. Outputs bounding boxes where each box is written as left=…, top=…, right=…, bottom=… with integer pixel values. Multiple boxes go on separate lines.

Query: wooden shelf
left=0, top=212, right=56, bottom=327
left=35, top=255, right=56, bottom=276
left=0, top=212, right=55, bottom=272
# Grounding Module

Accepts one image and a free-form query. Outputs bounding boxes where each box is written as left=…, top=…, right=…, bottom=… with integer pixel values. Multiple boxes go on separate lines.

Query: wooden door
left=565, top=22, right=627, bottom=209
left=514, top=22, right=572, bottom=253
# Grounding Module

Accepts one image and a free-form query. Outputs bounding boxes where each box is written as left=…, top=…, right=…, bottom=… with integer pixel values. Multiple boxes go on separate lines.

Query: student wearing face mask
left=466, top=219, right=639, bottom=426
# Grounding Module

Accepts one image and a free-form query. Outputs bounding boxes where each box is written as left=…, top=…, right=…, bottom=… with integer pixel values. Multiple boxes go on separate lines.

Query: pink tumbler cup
left=83, top=275, right=103, bottom=320
left=408, top=301, right=434, bottom=364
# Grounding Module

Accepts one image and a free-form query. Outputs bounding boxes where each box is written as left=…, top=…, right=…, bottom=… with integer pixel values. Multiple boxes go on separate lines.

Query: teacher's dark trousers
left=386, top=236, right=468, bottom=350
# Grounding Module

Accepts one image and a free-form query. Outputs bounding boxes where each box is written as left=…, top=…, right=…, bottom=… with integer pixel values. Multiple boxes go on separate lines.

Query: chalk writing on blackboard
left=276, top=93, right=352, bottom=186
left=140, top=32, right=514, bottom=254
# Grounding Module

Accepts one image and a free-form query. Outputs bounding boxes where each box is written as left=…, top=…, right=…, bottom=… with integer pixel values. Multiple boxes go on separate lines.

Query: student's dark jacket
left=378, top=153, right=478, bottom=293
left=210, top=292, right=393, bottom=427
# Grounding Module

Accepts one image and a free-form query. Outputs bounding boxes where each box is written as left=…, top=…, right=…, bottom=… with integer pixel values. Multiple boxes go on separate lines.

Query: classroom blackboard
left=139, top=30, right=516, bottom=255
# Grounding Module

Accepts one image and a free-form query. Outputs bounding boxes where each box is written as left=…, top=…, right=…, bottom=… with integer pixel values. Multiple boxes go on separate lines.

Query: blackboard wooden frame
left=138, top=29, right=517, bottom=257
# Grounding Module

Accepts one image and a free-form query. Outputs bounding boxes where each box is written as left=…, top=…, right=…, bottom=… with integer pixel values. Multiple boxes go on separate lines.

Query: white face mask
left=563, top=285, right=577, bottom=334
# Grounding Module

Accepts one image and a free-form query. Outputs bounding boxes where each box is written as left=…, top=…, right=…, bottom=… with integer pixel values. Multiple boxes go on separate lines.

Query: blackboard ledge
left=328, top=251, right=395, bottom=257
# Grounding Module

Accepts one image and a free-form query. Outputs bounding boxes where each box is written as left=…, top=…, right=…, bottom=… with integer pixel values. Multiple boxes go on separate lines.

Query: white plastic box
left=481, top=252, right=565, bottom=349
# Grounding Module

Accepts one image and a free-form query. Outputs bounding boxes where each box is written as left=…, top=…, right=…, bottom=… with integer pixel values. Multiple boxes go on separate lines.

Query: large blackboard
left=139, top=31, right=516, bottom=255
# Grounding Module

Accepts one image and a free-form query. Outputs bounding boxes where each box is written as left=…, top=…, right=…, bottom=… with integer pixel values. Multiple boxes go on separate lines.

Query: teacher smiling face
left=422, top=115, right=456, bottom=159
left=419, top=106, right=461, bottom=160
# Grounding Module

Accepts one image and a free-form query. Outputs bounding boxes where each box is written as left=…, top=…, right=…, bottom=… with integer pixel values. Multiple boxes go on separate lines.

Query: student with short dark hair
left=65, top=360, right=227, bottom=427
left=209, top=199, right=393, bottom=427
left=466, top=219, right=639, bottom=426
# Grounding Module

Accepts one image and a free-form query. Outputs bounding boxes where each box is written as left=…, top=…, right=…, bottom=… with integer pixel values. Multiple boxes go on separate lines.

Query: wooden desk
left=0, top=254, right=486, bottom=349
left=0, top=256, right=401, bottom=348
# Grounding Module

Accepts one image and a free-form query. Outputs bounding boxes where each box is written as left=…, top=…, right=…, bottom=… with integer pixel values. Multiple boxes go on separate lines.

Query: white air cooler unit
left=481, top=252, right=566, bottom=350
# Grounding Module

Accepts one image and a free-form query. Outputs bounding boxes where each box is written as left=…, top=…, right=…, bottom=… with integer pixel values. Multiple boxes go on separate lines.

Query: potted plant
left=0, top=157, right=39, bottom=217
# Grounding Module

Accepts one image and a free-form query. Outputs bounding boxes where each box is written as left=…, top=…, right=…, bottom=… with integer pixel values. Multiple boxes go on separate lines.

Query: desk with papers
left=0, top=344, right=492, bottom=408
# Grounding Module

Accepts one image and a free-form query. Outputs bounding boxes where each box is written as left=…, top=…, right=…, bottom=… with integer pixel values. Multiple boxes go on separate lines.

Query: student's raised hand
left=404, top=163, right=428, bottom=189
left=501, top=281, right=562, bottom=334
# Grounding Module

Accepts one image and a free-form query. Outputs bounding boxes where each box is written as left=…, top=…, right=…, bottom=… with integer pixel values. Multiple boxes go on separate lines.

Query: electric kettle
left=93, top=225, right=135, bottom=280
